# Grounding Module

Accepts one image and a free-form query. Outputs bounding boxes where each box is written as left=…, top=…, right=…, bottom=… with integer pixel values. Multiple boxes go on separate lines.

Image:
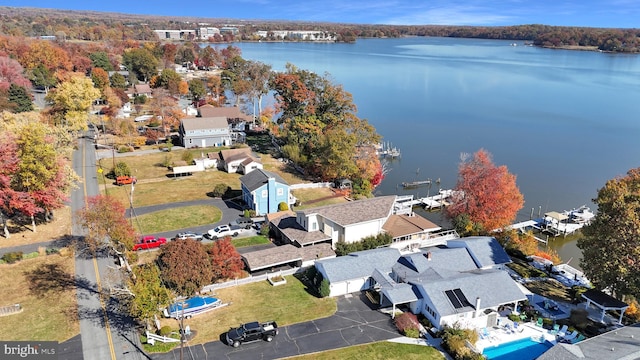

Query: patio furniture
left=557, top=325, right=568, bottom=337
left=571, top=334, right=586, bottom=344
left=550, top=324, right=560, bottom=335
left=535, top=317, right=544, bottom=327
left=562, top=330, right=579, bottom=343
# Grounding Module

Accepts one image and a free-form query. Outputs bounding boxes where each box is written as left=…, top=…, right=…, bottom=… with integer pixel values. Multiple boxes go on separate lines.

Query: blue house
left=240, top=169, right=291, bottom=215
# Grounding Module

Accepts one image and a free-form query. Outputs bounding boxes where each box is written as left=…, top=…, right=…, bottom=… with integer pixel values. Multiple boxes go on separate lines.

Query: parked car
left=226, top=321, right=278, bottom=347
left=205, top=224, right=244, bottom=240
left=174, top=232, right=204, bottom=241
left=231, top=217, right=253, bottom=229
left=133, top=236, right=167, bottom=251
left=115, top=176, right=136, bottom=186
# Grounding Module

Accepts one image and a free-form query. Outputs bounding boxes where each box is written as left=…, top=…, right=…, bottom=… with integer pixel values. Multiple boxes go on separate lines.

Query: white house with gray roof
left=179, top=117, right=231, bottom=148
left=315, top=236, right=527, bottom=330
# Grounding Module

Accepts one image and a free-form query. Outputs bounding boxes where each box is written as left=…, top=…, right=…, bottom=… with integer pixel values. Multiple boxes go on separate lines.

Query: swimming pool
left=482, top=337, right=554, bottom=360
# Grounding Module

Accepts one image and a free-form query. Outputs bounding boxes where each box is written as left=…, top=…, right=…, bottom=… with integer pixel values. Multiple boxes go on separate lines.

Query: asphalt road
left=71, top=135, right=148, bottom=360
left=151, top=294, right=399, bottom=360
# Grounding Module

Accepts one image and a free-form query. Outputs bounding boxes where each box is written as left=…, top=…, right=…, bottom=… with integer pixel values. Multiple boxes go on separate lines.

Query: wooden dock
left=394, top=190, right=454, bottom=212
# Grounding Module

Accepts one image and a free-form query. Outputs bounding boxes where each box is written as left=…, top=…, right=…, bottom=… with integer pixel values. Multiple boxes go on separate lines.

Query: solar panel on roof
left=445, top=290, right=463, bottom=309
left=453, top=288, right=472, bottom=307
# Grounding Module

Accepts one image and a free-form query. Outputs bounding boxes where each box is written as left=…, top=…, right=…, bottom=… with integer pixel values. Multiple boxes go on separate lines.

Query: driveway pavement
left=151, top=293, right=399, bottom=360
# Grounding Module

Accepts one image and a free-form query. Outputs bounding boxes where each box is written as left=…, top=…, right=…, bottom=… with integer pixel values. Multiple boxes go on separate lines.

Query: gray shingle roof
left=382, top=283, right=420, bottom=305
left=181, top=116, right=228, bottom=131
left=316, top=247, right=401, bottom=283
left=241, top=243, right=335, bottom=271
left=393, top=248, right=478, bottom=282
left=273, top=215, right=331, bottom=246
left=240, top=169, right=289, bottom=192
left=299, top=196, right=396, bottom=226
left=412, top=270, right=527, bottom=317
left=447, top=236, right=512, bottom=267
left=538, top=323, right=640, bottom=360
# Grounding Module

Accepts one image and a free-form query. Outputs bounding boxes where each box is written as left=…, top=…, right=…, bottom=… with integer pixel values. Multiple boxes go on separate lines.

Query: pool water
left=483, top=337, right=554, bottom=360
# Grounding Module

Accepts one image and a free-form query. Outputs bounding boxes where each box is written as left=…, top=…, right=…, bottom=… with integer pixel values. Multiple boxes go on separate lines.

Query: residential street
left=69, top=134, right=148, bottom=360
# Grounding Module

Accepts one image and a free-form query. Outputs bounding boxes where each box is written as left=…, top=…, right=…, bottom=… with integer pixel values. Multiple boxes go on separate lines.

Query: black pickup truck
left=226, top=321, right=278, bottom=347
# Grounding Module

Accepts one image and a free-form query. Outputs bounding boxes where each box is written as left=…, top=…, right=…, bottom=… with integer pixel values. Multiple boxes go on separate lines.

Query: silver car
left=174, top=232, right=204, bottom=241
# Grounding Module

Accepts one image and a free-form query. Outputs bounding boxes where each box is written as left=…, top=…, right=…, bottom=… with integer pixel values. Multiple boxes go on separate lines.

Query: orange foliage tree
left=207, top=237, right=245, bottom=282
left=158, top=239, right=214, bottom=296
left=446, top=149, right=524, bottom=234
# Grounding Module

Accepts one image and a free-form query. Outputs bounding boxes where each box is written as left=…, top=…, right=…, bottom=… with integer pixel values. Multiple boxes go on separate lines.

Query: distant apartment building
left=154, top=29, right=197, bottom=40
left=256, top=30, right=336, bottom=41
left=198, top=27, right=220, bottom=40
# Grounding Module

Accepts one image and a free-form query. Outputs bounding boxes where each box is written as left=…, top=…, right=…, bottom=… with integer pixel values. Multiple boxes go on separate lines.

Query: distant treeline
left=1, top=7, right=638, bottom=52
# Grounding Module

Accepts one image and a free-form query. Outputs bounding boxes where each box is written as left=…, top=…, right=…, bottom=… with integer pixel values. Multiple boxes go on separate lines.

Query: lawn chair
left=550, top=324, right=560, bottom=335
left=557, top=325, right=568, bottom=337
left=562, top=330, right=579, bottom=343
left=571, top=334, right=586, bottom=344
left=535, top=317, right=544, bottom=327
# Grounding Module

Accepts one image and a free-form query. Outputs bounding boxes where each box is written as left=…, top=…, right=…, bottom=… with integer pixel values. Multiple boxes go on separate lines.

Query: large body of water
left=226, top=37, right=640, bottom=265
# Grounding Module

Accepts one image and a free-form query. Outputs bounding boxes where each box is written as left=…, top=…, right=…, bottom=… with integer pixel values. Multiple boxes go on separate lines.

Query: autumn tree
left=89, top=51, right=114, bottom=71
left=149, top=89, right=182, bottom=136
left=127, top=263, right=171, bottom=330
left=158, top=239, right=214, bottom=296
left=188, top=78, right=206, bottom=102
left=0, top=131, right=19, bottom=237
left=446, top=149, right=524, bottom=234
left=152, top=68, right=182, bottom=95
left=122, top=48, right=158, bottom=82
left=0, top=56, right=32, bottom=91
left=271, top=63, right=381, bottom=195
left=109, top=72, right=127, bottom=89
left=0, top=118, right=78, bottom=232
left=206, top=237, right=244, bottom=281
left=46, top=73, right=101, bottom=131
left=578, top=168, right=640, bottom=298
left=77, top=195, right=136, bottom=254
left=90, top=67, right=110, bottom=92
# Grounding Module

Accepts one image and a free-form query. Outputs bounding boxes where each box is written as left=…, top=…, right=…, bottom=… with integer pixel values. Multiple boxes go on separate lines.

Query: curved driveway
left=151, top=294, right=399, bottom=360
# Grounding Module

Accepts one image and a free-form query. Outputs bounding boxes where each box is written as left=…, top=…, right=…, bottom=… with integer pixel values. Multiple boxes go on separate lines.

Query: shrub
left=318, top=279, right=330, bottom=297
left=441, top=323, right=480, bottom=360
left=46, top=248, right=60, bottom=255
left=395, top=312, right=420, bottom=335
left=23, top=252, right=40, bottom=260
left=158, top=326, right=172, bottom=336
left=243, top=209, right=251, bottom=218
left=260, top=222, right=270, bottom=236
left=118, top=145, right=133, bottom=153
left=278, top=202, right=289, bottom=211
left=1, top=251, right=23, bottom=264
left=212, top=183, right=230, bottom=198
left=181, top=151, right=194, bottom=164
left=113, top=161, right=132, bottom=177
left=404, top=328, right=420, bottom=338
left=162, top=153, right=173, bottom=168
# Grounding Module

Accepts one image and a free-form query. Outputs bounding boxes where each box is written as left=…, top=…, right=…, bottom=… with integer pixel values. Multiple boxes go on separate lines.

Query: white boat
left=163, top=296, right=228, bottom=319
left=564, top=205, right=595, bottom=224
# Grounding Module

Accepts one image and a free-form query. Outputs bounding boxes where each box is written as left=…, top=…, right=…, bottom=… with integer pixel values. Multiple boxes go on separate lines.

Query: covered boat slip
left=164, top=296, right=227, bottom=318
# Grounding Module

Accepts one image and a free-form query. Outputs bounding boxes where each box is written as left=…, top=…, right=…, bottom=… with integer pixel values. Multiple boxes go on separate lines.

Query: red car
left=133, top=236, right=167, bottom=251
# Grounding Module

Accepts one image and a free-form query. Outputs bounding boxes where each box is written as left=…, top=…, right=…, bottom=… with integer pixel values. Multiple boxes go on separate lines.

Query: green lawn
left=133, top=205, right=222, bottom=234
left=158, top=274, right=337, bottom=346
left=285, top=341, right=445, bottom=360
left=232, top=235, right=271, bottom=248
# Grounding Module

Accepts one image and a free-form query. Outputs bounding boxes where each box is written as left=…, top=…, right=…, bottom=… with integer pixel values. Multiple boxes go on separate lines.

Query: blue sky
left=2, top=0, right=638, bottom=28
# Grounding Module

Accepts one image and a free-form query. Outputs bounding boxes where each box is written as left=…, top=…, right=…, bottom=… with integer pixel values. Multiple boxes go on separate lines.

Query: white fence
left=201, top=267, right=302, bottom=293
left=290, top=182, right=333, bottom=190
